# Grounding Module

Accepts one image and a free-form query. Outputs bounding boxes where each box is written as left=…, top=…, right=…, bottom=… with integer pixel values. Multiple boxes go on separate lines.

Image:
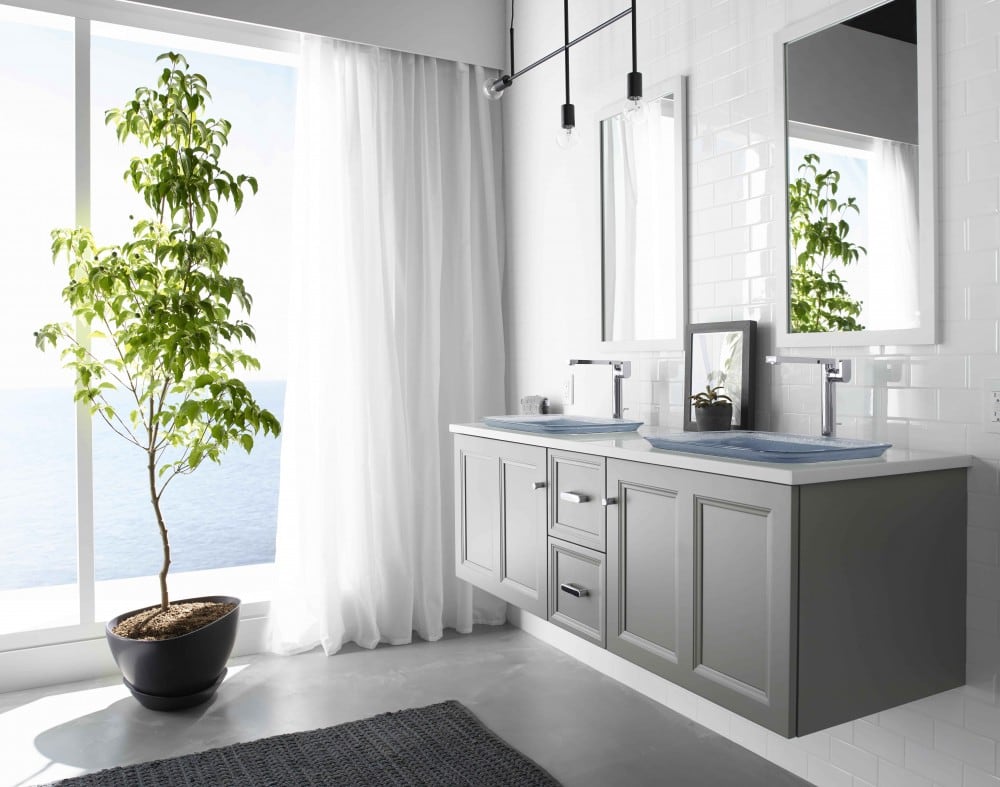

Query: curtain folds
left=267, top=35, right=507, bottom=656
left=867, top=138, right=919, bottom=330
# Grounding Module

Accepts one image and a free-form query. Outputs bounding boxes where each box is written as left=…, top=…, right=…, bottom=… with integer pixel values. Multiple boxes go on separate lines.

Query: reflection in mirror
left=601, top=78, right=686, bottom=347
left=781, top=0, right=934, bottom=343
left=684, top=321, right=756, bottom=431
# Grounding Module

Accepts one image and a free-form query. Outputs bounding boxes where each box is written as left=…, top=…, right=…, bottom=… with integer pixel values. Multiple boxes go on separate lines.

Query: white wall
left=503, top=1, right=1000, bottom=785
left=135, top=0, right=507, bottom=68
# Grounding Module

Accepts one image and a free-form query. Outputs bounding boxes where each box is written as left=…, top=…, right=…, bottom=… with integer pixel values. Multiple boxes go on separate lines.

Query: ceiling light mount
left=481, top=2, right=642, bottom=117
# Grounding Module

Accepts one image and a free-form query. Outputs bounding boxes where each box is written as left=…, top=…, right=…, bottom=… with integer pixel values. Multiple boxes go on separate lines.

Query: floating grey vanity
left=451, top=424, right=970, bottom=738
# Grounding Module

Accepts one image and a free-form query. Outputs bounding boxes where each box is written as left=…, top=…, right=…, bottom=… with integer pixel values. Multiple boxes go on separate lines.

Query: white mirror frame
left=597, top=74, right=688, bottom=352
left=775, top=0, right=937, bottom=347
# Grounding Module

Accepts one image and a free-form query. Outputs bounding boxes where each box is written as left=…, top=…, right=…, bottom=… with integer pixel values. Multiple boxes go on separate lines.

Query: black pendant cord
left=631, top=0, right=637, bottom=73
left=626, top=0, right=642, bottom=101
left=509, top=0, right=515, bottom=75
left=563, top=0, right=570, bottom=106
left=561, top=0, right=575, bottom=130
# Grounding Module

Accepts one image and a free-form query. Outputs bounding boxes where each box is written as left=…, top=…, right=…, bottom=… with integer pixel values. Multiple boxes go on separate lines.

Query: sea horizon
left=0, top=380, right=285, bottom=591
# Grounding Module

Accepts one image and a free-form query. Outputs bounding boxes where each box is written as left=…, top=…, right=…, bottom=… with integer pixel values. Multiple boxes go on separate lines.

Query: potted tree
left=689, top=385, right=733, bottom=431
left=35, top=52, right=281, bottom=710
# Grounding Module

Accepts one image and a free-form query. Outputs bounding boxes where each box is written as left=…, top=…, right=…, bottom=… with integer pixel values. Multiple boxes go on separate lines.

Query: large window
left=0, top=1, right=297, bottom=639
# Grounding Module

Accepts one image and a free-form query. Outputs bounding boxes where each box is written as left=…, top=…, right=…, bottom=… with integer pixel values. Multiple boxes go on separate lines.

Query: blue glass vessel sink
left=483, top=414, right=643, bottom=434
left=646, top=431, right=891, bottom=463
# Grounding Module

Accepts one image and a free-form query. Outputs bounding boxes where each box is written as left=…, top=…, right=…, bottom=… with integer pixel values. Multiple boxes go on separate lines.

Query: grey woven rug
left=49, top=700, right=561, bottom=786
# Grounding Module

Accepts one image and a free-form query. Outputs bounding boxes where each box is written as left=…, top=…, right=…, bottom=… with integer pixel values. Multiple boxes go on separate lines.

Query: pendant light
left=625, top=0, right=643, bottom=117
left=556, top=0, right=578, bottom=149
left=481, top=1, right=643, bottom=129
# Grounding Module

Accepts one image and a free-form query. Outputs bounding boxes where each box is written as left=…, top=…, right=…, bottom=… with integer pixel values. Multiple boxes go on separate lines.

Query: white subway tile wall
left=504, top=0, right=1000, bottom=783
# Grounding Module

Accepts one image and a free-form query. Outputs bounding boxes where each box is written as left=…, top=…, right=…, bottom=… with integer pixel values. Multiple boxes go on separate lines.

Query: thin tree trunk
left=148, top=450, right=170, bottom=612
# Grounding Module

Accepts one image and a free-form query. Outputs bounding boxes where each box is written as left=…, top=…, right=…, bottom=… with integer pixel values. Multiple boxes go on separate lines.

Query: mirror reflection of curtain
left=719, top=331, right=743, bottom=421
left=606, top=99, right=676, bottom=341
left=867, top=138, right=919, bottom=330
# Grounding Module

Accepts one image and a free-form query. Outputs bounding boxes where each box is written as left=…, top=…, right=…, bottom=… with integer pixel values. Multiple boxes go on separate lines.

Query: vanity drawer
left=548, top=450, right=606, bottom=551
left=548, top=537, right=605, bottom=647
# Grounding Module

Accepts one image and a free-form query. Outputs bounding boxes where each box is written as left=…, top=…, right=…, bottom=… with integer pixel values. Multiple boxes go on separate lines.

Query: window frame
left=0, top=0, right=298, bottom=655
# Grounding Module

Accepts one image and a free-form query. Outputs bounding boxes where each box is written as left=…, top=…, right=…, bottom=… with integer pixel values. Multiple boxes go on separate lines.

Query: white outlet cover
left=986, top=378, right=1000, bottom=434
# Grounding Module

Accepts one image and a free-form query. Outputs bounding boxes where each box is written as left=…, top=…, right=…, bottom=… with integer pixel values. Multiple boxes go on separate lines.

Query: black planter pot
left=106, top=594, right=240, bottom=711
left=694, top=404, right=733, bottom=431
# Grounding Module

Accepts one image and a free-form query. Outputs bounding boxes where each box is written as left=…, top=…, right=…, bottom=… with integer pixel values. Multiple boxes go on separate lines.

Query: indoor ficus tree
left=788, top=152, right=867, bottom=333
left=35, top=52, right=281, bottom=615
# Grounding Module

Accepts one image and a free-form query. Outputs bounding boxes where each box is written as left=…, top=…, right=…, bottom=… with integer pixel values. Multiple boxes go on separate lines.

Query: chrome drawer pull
left=601, top=496, right=618, bottom=506
left=532, top=481, right=547, bottom=490
left=560, top=582, right=590, bottom=598
left=559, top=491, right=590, bottom=504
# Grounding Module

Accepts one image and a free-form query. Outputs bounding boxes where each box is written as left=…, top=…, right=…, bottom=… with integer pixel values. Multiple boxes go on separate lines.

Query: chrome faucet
left=765, top=355, right=852, bottom=437
left=569, top=359, right=631, bottom=420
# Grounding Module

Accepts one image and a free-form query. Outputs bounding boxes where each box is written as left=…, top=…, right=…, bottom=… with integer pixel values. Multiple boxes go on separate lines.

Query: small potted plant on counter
left=35, top=52, right=281, bottom=710
left=689, top=385, right=733, bottom=431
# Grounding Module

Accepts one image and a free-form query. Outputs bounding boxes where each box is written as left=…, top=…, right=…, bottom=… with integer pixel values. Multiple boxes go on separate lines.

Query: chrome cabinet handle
left=560, top=582, right=590, bottom=598
left=601, top=497, right=618, bottom=506
left=532, top=481, right=547, bottom=490
left=559, top=491, right=590, bottom=504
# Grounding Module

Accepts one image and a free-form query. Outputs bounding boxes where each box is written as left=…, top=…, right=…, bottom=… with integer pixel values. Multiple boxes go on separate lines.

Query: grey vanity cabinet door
left=606, top=460, right=796, bottom=736
left=681, top=472, right=796, bottom=737
left=454, top=435, right=548, bottom=617
left=606, top=460, right=687, bottom=684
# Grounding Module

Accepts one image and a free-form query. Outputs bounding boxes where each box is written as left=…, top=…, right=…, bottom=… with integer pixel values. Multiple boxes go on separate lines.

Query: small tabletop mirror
left=684, top=321, right=757, bottom=431
left=600, top=76, right=687, bottom=350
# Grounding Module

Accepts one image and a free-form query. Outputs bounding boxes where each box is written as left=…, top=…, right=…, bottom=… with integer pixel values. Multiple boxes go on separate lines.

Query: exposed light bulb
left=556, top=102, right=578, bottom=149
left=555, top=126, right=579, bottom=150
left=624, top=70, right=643, bottom=120
left=623, top=97, right=643, bottom=122
left=481, top=75, right=510, bottom=101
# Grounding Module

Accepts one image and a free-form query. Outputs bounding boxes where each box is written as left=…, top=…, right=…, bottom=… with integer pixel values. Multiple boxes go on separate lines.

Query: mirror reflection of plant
left=788, top=152, right=866, bottom=332
left=689, top=385, right=732, bottom=408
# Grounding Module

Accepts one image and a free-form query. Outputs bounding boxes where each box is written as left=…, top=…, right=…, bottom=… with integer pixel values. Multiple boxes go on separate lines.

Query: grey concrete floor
left=0, top=625, right=808, bottom=786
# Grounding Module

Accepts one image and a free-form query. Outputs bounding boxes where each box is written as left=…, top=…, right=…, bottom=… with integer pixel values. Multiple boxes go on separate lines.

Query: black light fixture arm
left=487, top=6, right=632, bottom=96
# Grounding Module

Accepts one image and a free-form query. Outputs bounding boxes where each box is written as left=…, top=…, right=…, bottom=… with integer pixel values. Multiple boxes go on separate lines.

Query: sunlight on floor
left=1, top=665, right=249, bottom=787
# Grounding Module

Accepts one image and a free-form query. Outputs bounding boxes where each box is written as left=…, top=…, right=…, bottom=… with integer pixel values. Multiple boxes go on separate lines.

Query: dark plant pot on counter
left=106, top=595, right=240, bottom=711
left=694, top=404, right=733, bottom=431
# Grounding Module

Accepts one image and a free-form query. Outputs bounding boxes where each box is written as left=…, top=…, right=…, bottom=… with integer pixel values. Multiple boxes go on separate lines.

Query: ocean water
left=0, top=381, right=284, bottom=591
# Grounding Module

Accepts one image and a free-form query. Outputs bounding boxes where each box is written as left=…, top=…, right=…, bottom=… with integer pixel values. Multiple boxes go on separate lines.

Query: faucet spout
left=765, top=355, right=852, bottom=437
left=569, top=359, right=632, bottom=419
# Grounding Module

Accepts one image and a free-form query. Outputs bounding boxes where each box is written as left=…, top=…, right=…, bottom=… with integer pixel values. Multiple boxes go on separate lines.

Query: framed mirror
left=776, top=0, right=937, bottom=347
left=684, top=321, right=757, bottom=431
left=599, top=75, right=687, bottom=350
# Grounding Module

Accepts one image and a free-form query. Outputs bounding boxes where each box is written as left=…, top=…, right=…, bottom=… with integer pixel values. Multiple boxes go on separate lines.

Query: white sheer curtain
left=866, top=138, right=919, bottom=330
left=267, top=35, right=507, bottom=656
left=607, top=102, right=676, bottom=341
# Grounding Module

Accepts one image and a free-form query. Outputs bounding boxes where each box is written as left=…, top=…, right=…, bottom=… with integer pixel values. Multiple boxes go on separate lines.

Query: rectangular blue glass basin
left=646, top=431, right=891, bottom=463
left=482, top=415, right=644, bottom=434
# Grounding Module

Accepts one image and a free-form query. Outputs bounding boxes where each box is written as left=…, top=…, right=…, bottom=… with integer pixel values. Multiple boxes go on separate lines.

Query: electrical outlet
left=986, top=378, right=1000, bottom=434
left=563, top=374, right=574, bottom=406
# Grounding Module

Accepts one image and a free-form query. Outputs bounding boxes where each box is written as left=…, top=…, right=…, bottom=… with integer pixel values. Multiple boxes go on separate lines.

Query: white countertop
left=450, top=423, right=971, bottom=486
